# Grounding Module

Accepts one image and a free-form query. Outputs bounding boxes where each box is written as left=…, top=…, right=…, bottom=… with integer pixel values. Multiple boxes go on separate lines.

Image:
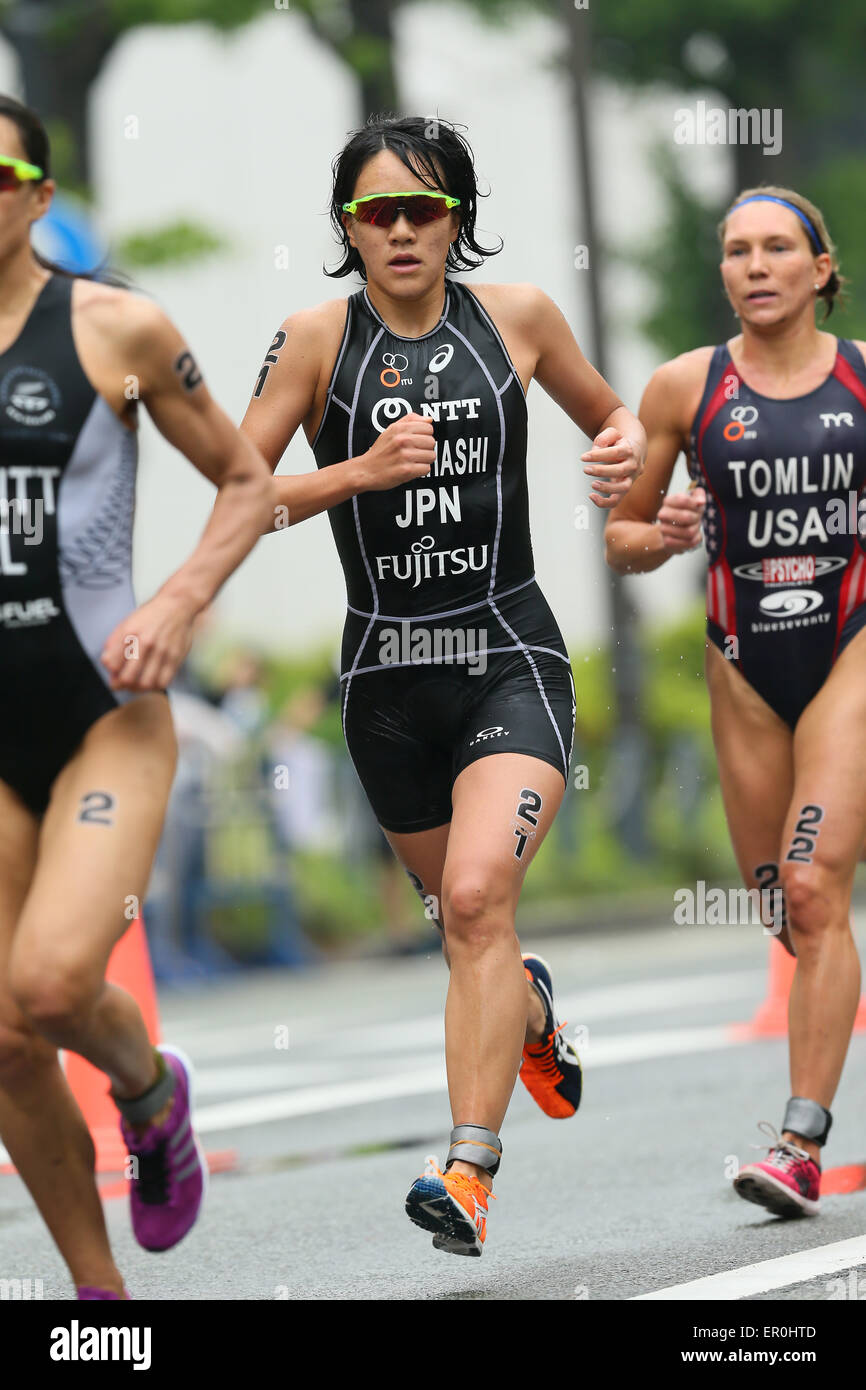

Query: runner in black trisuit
left=606, top=185, right=866, bottom=1218
left=242, top=116, right=646, bottom=1254
left=0, top=96, right=273, bottom=1296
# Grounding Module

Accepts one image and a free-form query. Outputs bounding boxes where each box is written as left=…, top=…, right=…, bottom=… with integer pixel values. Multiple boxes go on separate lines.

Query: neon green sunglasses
left=0, top=154, right=44, bottom=190
left=342, top=191, right=460, bottom=227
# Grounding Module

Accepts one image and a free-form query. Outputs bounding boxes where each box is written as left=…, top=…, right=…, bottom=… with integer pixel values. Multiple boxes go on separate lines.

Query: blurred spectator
left=145, top=667, right=245, bottom=978
left=219, top=650, right=269, bottom=737
left=267, top=686, right=339, bottom=852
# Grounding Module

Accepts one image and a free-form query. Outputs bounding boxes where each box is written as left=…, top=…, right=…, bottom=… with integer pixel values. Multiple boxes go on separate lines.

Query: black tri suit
left=311, top=279, right=575, bottom=833
left=0, top=275, right=148, bottom=815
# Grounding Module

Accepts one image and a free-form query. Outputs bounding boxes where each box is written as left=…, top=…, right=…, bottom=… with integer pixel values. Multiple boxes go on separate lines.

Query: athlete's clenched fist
left=581, top=426, right=645, bottom=509
left=657, top=486, right=706, bottom=553
left=356, top=412, right=437, bottom=491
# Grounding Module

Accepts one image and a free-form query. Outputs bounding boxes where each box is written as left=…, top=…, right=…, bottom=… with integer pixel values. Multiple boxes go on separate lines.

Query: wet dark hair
left=325, top=114, right=502, bottom=281
left=0, top=93, right=124, bottom=284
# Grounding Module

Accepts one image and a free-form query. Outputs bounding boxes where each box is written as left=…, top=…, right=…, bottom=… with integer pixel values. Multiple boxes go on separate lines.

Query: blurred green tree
left=0, top=0, right=404, bottom=193
left=582, top=0, right=866, bottom=350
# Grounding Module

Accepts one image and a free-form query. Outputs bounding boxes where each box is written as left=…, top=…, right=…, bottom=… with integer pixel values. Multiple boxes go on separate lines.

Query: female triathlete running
left=606, top=185, right=865, bottom=1218
left=0, top=96, right=273, bottom=1295
left=242, top=115, right=645, bottom=1254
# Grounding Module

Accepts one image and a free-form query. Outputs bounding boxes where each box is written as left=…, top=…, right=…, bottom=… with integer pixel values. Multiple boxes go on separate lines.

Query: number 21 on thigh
left=513, top=788, right=542, bottom=862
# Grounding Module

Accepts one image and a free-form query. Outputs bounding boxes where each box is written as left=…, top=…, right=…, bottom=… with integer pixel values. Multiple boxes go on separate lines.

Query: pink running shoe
left=77, top=1287, right=131, bottom=1299
left=120, top=1044, right=207, bottom=1252
left=734, top=1122, right=821, bottom=1218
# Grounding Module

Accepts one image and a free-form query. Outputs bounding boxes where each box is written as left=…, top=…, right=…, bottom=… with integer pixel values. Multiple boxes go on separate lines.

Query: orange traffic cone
left=0, top=915, right=237, bottom=1185
left=731, top=938, right=866, bottom=1039
left=64, top=916, right=159, bottom=1173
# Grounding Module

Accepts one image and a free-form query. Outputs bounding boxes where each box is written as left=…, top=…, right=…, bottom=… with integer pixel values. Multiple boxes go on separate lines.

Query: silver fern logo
left=1, top=367, right=60, bottom=427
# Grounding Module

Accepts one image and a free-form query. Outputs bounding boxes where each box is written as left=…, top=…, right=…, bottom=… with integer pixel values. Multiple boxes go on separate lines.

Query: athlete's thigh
left=383, top=822, right=451, bottom=921
left=705, top=641, right=795, bottom=938
left=0, top=781, right=43, bottom=1037
left=11, top=694, right=177, bottom=984
left=783, top=627, right=866, bottom=887
left=0, top=780, right=40, bottom=949
left=444, top=752, right=566, bottom=912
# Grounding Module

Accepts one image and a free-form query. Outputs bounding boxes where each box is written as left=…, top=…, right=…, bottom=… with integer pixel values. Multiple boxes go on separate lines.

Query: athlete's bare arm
left=240, top=298, right=436, bottom=530
left=470, top=283, right=646, bottom=508
left=72, top=284, right=274, bottom=690
left=604, top=348, right=713, bottom=572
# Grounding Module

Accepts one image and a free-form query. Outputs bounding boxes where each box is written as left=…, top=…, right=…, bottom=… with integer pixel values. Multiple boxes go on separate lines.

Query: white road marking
left=0, top=1021, right=748, bottom=1164
left=188, top=1055, right=440, bottom=1096
left=582, top=1024, right=741, bottom=1067
left=191, top=1023, right=745, bottom=1133
left=158, top=969, right=763, bottom=1062
left=193, top=1066, right=448, bottom=1133
left=558, top=970, right=764, bottom=1023
left=634, top=1233, right=866, bottom=1300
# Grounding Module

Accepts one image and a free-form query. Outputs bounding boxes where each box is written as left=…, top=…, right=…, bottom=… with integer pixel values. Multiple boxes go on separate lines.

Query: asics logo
left=428, top=343, right=454, bottom=373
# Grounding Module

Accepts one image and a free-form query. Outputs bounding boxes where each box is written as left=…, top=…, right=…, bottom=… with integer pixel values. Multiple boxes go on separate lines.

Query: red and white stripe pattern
left=831, top=354, right=866, bottom=657
left=696, top=371, right=738, bottom=641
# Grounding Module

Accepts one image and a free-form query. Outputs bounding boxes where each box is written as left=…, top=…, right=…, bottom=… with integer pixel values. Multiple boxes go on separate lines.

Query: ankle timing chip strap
left=445, top=1125, right=502, bottom=1175
left=783, top=1096, right=832, bottom=1147
left=113, top=1050, right=175, bottom=1125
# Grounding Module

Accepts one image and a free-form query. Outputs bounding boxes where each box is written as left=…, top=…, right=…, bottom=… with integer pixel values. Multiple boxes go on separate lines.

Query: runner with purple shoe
left=0, top=97, right=273, bottom=1297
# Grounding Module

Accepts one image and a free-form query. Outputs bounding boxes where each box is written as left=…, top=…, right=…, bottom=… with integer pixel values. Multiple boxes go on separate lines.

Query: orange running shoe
left=405, top=1156, right=495, bottom=1256
left=520, top=953, right=583, bottom=1118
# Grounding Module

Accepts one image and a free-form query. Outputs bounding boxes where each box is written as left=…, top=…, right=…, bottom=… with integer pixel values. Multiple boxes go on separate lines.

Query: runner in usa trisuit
left=606, top=185, right=866, bottom=1219
left=242, top=115, right=646, bottom=1255
left=0, top=97, right=273, bottom=1296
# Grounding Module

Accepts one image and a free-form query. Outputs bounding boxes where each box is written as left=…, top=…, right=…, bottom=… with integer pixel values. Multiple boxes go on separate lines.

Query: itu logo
left=380, top=352, right=411, bottom=388
left=723, top=405, right=759, bottom=442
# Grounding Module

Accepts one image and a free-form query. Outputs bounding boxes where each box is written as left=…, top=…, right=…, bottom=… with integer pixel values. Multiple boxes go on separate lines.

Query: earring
left=814, top=283, right=821, bottom=291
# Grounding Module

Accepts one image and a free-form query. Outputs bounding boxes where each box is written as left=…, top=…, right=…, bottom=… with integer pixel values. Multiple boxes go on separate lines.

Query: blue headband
left=730, top=195, right=823, bottom=254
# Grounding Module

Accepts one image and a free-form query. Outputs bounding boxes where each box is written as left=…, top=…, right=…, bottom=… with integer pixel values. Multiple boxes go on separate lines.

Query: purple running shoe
left=77, top=1286, right=131, bottom=1299
left=120, top=1044, right=207, bottom=1252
